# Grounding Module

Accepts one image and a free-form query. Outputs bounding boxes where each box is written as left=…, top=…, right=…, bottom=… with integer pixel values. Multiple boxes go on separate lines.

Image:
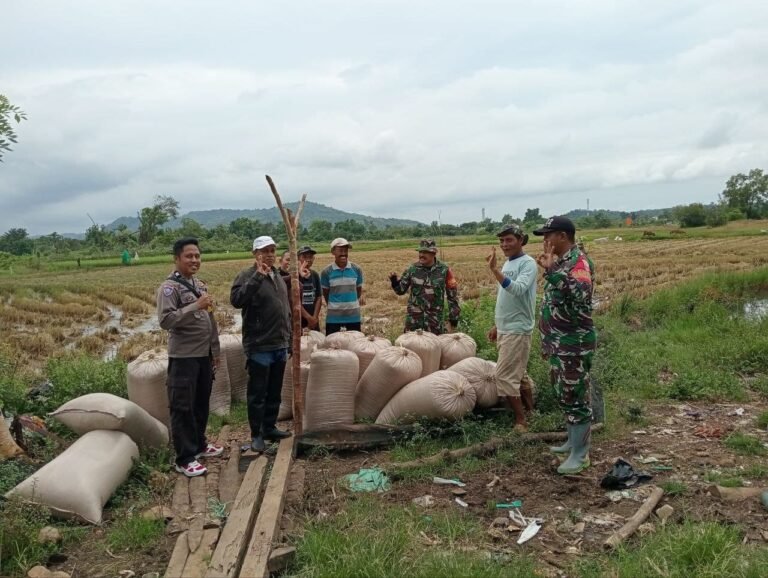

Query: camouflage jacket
left=539, top=246, right=596, bottom=356
left=391, top=260, right=460, bottom=335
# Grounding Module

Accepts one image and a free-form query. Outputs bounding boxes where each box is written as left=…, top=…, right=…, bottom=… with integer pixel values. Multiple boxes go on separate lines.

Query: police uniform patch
left=163, top=286, right=174, bottom=296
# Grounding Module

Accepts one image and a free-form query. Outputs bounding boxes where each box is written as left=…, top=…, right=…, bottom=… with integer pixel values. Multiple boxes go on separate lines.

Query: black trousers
left=246, top=350, right=288, bottom=438
left=167, top=356, right=212, bottom=466
left=325, top=321, right=361, bottom=335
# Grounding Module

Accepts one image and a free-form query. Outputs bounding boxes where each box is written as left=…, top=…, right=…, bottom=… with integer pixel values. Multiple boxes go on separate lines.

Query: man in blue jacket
left=230, top=236, right=292, bottom=452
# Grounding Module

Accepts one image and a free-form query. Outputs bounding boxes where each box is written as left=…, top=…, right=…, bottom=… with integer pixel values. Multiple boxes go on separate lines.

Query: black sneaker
left=263, top=428, right=292, bottom=441
left=251, top=436, right=266, bottom=452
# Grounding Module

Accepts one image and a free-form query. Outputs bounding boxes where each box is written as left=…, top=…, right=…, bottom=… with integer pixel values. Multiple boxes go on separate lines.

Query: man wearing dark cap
left=294, top=245, right=323, bottom=330
left=533, top=216, right=597, bottom=474
left=389, top=239, right=460, bottom=335
left=486, top=224, right=537, bottom=431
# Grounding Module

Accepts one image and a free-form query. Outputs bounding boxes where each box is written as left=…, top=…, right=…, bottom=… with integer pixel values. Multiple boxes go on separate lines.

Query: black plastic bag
left=600, top=458, right=653, bottom=489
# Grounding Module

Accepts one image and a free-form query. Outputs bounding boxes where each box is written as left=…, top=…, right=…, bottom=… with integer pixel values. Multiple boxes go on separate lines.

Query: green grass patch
left=724, top=432, right=767, bottom=456
left=105, top=515, right=165, bottom=553
left=208, top=401, right=249, bottom=433
left=660, top=480, right=688, bottom=496
left=291, top=496, right=534, bottom=578
left=756, top=411, right=768, bottom=429
left=576, top=521, right=768, bottom=577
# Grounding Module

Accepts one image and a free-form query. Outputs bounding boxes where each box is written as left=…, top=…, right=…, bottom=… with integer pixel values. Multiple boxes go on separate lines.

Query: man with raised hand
left=320, top=238, right=364, bottom=335
left=486, top=224, right=537, bottom=431
left=157, top=237, right=223, bottom=477
left=230, top=235, right=292, bottom=453
left=534, top=216, right=597, bottom=475
left=388, top=239, right=460, bottom=335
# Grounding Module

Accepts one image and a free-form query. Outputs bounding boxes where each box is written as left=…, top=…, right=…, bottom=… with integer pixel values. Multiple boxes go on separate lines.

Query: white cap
left=252, top=236, right=276, bottom=250
left=330, top=237, right=351, bottom=249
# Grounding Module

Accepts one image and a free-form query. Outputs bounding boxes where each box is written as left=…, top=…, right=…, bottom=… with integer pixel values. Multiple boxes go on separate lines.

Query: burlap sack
left=355, top=346, right=422, bottom=420
left=449, top=357, right=498, bottom=409
left=50, top=393, right=169, bottom=449
left=278, top=362, right=311, bottom=421
left=375, top=370, right=476, bottom=425
left=127, top=348, right=169, bottom=427
left=304, top=348, right=359, bottom=431
left=299, top=334, right=316, bottom=363
left=323, top=329, right=365, bottom=350
left=5, top=430, right=138, bottom=524
left=348, top=335, right=392, bottom=379
left=308, top=330, right=325, bottom=348
left=394, top=330, right=441, bottom=377
left=0, top=418, right=23, bottom=459
left=437, top=333, right=477, bottom=369
left=210, top=352, right=231, bottom=416
left=219, top=334, right=247, bottom=403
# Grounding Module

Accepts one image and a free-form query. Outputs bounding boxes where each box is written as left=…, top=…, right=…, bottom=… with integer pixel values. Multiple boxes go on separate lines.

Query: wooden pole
left=604, top=486, right=664, bottom=549
left=265, top=175, right=307, bottom=437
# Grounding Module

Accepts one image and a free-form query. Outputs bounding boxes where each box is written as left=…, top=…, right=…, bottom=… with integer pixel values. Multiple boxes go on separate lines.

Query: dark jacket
left=230, top=266, right=291, bottom=353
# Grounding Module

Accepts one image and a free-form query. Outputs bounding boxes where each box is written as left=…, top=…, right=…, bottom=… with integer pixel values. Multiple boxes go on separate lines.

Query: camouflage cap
left=496, top=223, right=525, bottom=238
left=417, top=239, right=438, bottom=253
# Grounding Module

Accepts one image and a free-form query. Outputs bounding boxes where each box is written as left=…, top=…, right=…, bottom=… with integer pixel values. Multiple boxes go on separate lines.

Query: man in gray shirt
left=157, top=238, right=223, bottom=477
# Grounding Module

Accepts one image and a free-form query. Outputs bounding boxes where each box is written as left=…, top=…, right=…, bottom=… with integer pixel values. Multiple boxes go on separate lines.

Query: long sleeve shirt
left=495, top=253, right=538, bottom=335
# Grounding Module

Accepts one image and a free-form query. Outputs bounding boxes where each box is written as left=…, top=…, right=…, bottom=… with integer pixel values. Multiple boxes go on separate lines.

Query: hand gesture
left=254, top=253, right=270, bottom=275
left=388, top=271, right=398, bottom=281
left=299, top=262, right=311, bottom=279
left=536, top=239, right=556, bottom=270
left=486, top=246, right=497, bottom=271
left=197, top=293, right=213, bottom=311
left=487, top=326, right=498, bottom=342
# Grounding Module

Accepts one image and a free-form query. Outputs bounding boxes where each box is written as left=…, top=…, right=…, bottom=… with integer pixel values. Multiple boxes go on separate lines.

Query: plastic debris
left=412, top=495, right=434, bottom=507
left=433, top=476, right=466, bottom=487
left=516, top=520, right=541, bottom=544
left=600, top=459, right=654, bottom=490
left=343, top=467, right=391, bottom=493
left=495, top=501, right=523, bottom=509
left=652, top=465, right=674, bottom=471
left=606, top=490, right=636, bottom=502
left=451, top=488, right=467, bottom=496
left=730, top=408, right=745, bottom=416
left=454, top=498, right=469, bottom=508
left=486, top=475, right=501, bottom=488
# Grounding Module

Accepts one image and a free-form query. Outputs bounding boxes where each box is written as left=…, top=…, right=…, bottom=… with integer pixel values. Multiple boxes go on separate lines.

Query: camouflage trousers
left=404, top=314, right=444, bottom=335
left=548, top=352, right=593, bottom=425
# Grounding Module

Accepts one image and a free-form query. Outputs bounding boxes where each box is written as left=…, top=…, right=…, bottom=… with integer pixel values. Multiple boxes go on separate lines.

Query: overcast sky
left=2, top=0, right=767, bottom=235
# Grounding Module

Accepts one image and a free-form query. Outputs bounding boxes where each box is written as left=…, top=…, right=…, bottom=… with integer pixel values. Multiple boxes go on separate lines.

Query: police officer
left=388, top=239, right=460, bottom=335
left=533, top=217, right=597, bottom=475
left=157, top=237, right=223, bottom=477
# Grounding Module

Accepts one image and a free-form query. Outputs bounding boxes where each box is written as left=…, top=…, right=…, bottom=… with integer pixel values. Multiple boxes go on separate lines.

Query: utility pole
left=587, top=198, right=590, bottom=212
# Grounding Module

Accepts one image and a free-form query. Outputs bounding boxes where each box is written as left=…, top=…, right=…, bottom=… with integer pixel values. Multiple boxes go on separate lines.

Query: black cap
left=297, top=245, right=317, bottom=256
left=533, top=216, right=576, bottom=236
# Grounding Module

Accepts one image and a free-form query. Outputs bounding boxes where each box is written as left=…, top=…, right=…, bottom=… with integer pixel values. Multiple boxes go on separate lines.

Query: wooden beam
left=182, top=528, right=219, bottom=577
left=188, top=475, right=208, bottom=553
left=219, top=442, right=242, bottom=515
left=168, top=474, right=191, bottom=535
left=239, top=437, right=294, bottom=578
left=165, top=531, right=190, bottom=577
left=206, top=456, right=269, bottom=578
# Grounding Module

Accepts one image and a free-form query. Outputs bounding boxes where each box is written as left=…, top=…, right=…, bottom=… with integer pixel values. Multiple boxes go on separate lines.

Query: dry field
left=1, top=235, right=767, bottom=370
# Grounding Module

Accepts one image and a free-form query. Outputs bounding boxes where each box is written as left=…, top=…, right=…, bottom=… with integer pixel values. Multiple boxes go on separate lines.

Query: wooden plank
left=188, top=475, right=208, bottom=553
left=205, top=457, right=269, bottom=578
left=239, top=438, right=294, bottom=578
left=168, top=474, right=191, bottom=535
left=267, top=547, right=296, bottom=574
left=181, top=528, right=219, bottom=578
left=219, top=442, right=242, bottom=515
left=165, top=531, right=190, bottom=577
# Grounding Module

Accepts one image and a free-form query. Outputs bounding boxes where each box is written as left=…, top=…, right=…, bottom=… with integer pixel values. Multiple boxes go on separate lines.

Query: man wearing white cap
left=230, top=236, right=292, bottom=452
left=320, top=238, right=364, bottom=334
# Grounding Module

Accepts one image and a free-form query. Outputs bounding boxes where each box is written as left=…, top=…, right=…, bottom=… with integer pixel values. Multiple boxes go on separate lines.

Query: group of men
left=157, top=215, right=595, bottom=478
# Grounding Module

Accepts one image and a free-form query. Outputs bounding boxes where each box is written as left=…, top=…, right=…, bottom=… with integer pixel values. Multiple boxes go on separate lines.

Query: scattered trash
left=655, top=504, right=674, bottom=525
left=730, top=408, right=746, bottom=416
left=433, top=476, right=466, bottom=487
left=693, top=424, right=725, bottom=439
left=495, top=501, right=523, bottom=509
left=343, top=468, right=391, bottom=493
left=583, top=513, right=625, bottom=528
left=639, top=456, right=660, bottom=464
left=455, top=498, right=469, bottom=508
left=486, top=475, right=501, bottom=489
left=652, top=465, right=674, bottom=471
left=517, top=520, right=541, bottom=544
left=451, top=488, right=467, bottom=497
left=412, top=495, right=434, bottom=508
left=638, top=522, right=656, bottom=535
left=600, top=459, right=653, bottom=490
left=631, top=430, right=647, bottom=435
left=606, top=490, right=636, bottom=502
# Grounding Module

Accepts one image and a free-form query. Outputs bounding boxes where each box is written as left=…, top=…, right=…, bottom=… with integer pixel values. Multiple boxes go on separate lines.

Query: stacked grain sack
left=127, top=348, right=170, bottom=427
left=304, top=347, right=359, bottom=431
left=220, top=333, right=248, bottom=403
left=449, top=357, right=498, bottom=409
left=323, top=328, right=365, bottom=349
left=376, top=369, right=476, bottom=425
left=355, top=346, right=422, bottom=420
left=394, top=330, right=441, bottom=377
left=437, top=332, right=477, bottom=369
left=347, top=335, right=392, bottom=379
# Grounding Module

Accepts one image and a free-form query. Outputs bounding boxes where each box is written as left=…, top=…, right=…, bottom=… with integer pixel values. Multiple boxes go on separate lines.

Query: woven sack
left=50, top=393, right=169, bottom=449
left=127, top=348, right=169, bottom=427
left=375, top=370, right=476, bottom=425
left=323, top=329, right=365, bottom=350
left=5, top=430, right=138, bottom=524
left=348, top=335, right=392, bottom=379
left=437, top=332, right=477, bottom=369
left=355, top=346, right=422, bottom=420
left=304, top=348, right=358, bottom=431
left=219, top=334, right=247, bottom=402
left=394, top=330, right=441, bottom=377
left=278, top=362, right=311, bottom=421
left=449, top=357, right=498, bottom=409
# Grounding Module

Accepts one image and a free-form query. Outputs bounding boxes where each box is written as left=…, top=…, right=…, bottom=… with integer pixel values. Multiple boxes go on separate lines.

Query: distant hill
left=106, top=201, right=423, bottom=231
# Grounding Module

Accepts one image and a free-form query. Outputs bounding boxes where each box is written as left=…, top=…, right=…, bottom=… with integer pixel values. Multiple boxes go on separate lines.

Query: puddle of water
left=743, top=299, right=768, bottom=322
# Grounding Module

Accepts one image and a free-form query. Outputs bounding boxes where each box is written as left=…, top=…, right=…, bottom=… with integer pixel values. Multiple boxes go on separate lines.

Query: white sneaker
left=195, top=443, right=224, bottom=459
left=175, top=460, right=207, bottom=477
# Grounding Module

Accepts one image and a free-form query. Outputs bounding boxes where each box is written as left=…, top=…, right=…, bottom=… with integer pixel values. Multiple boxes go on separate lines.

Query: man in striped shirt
left=320, top=238, right=364, bottom=334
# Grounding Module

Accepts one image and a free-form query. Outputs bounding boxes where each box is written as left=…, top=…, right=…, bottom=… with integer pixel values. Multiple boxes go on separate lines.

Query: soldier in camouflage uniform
left=388, top=239, right=460, bottom=335
left=534, top=216, right=597, bottom=475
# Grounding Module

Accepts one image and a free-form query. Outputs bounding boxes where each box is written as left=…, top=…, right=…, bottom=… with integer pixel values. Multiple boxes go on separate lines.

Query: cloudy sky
left=2, top=0, right=767, bottom=235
